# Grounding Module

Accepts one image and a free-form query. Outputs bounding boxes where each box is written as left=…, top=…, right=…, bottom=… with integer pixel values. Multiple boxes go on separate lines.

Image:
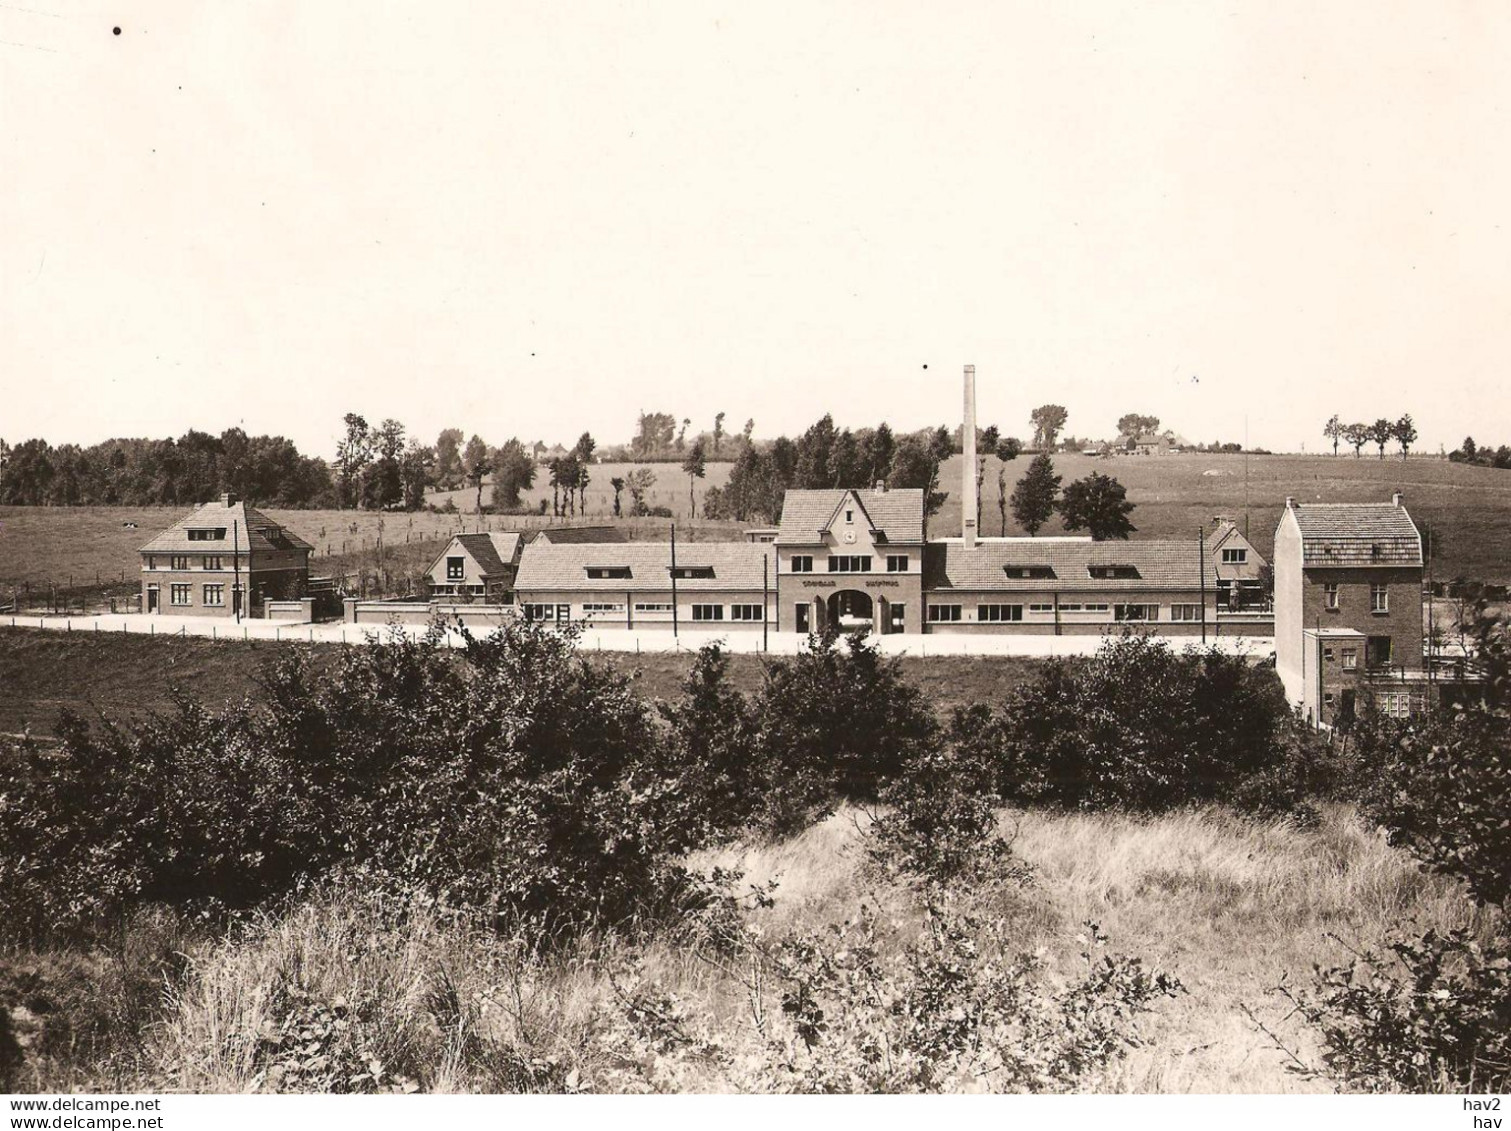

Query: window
left=524, top=604, right=555, bottom=621
left=187, top=528, right=226, bottom=541
left=1323, top=647, right=1334, bottom=662
left=1324, top=583, right=1339, bottom=610
left=828, top=555, right=872, bottom=573
left=978, top=604, right=1023, bottom=622
left=889, top=604, right=905, bottom=630
left=634, top=602, right=673, bottom=613
left=671, top=566, right=715, bottom=580
left=1324, top=692, right=1336, bottom=707
left=1114, top=604, right=1156, bottom=622
left=845, top=509, right=854, bottom=523
left=445, top=556, right=466, bottom=580
left=691, top=604, right=724, bottom=621
left=1088, top=565, right=1139, bottom=579
left=1367, top=636, right=1393, bottom=667
left=586, top=566, right=632, bottom=579
left=790, top=555, right=813, bottom=573
left=146, top=556, right=157, bottom=570
left=1341, top=648, right=1358, bottom=670
left=1221, top=547, right=1247, bottom=564
left=1083, top=603, right=1110, bottom=613
left=203, top=583, right=224, bottom=606
left=927, top=604, right=962, bottom=623
left=730, top=604, right=763, bottom=621
left=582, top=602, right=624, bottom=614
left=170, top=555, right=191, bottom=571
left=1004, top=565, right=1055, bottom=579
left=1028, top=603, right=1054, bottom=613
left=1376, top=690, right=1411, bottom=719
left=1370, top=583, right=1389, bottom=613
left=886, top=554, right=909, bottom=573
left=556, top=604, right=571, bottom=622
left=170, top=583, right=191, bottom=606
left=1170, top=603, right=1202, bottom=622
left=202, top=556, right=223, bottom=570
left=1058, top=602, right=1083, bottom=612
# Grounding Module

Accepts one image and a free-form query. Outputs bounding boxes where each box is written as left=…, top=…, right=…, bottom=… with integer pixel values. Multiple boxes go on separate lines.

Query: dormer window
left=586, top=566, right=632, bottom=579
left=1088, top=564, right=1140, bottom=580
left=1221, top=548, right=1247, bottom=564
left=187, top=528, right=227, bottom=541
left=671, top=566, right=715, bottom=580
left=1004, top=565, right=1055, bottom=579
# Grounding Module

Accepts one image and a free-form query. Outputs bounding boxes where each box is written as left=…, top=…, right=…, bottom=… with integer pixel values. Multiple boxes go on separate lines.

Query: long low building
left=512, top=540, right=776, bottom=631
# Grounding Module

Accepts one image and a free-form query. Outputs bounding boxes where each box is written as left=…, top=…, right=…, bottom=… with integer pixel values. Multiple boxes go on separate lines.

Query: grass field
left=0, top=627, right=1043, bottom=737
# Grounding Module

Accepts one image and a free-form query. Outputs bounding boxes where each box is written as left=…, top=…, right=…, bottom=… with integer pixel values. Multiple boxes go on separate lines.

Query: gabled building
left=426, top=532, right=524, bottom=601
left=773, top=486, right=927, bottom=634
left=139, top=493, right=312, bottom=617
left=1205, top=520, right=1269, bottom=611
left=1274, top=494, right=1426, bottom=726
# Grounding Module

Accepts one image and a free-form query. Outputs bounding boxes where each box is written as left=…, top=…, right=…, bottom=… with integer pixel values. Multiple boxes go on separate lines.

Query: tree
left=994, top=436, right=1022, bottom=536
left=795, top=414, right=838, bottom=488
left=741, top=417, right=755, bottom=452
left=362, top=418, right=406, bottom=510
left=886, top=436, right=947, bottom=519
left=1343, top=422, right=1370, bottom=458
left=462, top=434, right=491, bottom=515
left=676, top=418, right=690, bottom=454
left=631, top=412, right=677, bottom=459
left=334, top=413, right=373, bottom=509
left=1010, top=454, right=1060, bottom=536
left=609, top=476, right=625, bottom=517
left=1030, top=404, right=1068, bottom=450
left=1059, top=471, right=1136, bottom=540
left=399, top=440, right=433, bottom=511
left=682, top=438, right=707, bottom=517
left=434, top=428, right=464, bottom=489
left=625, top=467, right=656, bottom=515
left=489, top=439, right=536, bottom=511
left=712, top=412, right=726, bottom=458
left=572, top=433, right=596, bottom=513
left=1323, top=414, right=1342, bottom=456
left=1116, top=413, right=1161, bottom=441
left=1370, top=418, right=1394, bottom=459
left=1394, top=414, right=1417, bottom=459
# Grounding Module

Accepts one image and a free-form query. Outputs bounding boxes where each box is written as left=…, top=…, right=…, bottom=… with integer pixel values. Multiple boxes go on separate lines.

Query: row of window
left=789, top=554, right=911, bottom=573
left=925, top=602, right=1200, bottom=623
left=147, top=555, right=231, bottom=571
left=166, top=583, right=231, bottom=606
left=525, top=602, right=767, bottom=621
left=1322, top=582, right=1390, bottom=613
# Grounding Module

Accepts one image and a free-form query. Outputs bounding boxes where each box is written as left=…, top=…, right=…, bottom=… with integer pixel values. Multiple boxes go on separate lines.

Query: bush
left=988, top=635, right=1320, bottom=812
left=0, top=621, right=726, bottom=942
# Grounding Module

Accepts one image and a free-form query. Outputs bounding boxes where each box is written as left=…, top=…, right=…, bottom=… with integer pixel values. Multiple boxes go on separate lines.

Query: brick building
left=1273, top=493, right=1426, bottom=726
left=139, top=494, right=312, bottom=617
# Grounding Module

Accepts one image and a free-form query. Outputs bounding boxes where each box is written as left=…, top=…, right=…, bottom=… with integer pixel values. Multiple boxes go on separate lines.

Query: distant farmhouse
left=1273, top=493, right=1430, bottom=726
left=139, top=493, right=311, bottom=617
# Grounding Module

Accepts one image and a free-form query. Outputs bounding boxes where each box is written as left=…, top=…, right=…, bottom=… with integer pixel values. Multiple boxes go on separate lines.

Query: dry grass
left=130, top=803, right=1490, bottom=1094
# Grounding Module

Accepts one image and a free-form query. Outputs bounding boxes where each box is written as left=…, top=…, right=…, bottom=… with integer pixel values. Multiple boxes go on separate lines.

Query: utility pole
left=762, top=551, right=769, bottom=653
left=669, top=522, right=679, bottom=640
left=1198, top=527, right=1207, bottom=644
left=233, top=520, right=241, bottom=624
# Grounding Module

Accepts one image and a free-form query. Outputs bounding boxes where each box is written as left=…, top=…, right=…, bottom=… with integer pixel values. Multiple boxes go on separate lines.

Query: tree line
left=1448, top=436, right=1511, bottom=469
left=1322, top=413, right=1418, bottom=459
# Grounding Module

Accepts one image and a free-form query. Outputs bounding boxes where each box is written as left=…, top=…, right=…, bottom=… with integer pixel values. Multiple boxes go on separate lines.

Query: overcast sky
left=4, top=2, right=1508, bottom=457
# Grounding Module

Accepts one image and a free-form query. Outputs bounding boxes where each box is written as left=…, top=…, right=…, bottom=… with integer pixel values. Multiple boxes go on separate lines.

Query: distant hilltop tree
left=1030, top=404, right=1069, bottom=450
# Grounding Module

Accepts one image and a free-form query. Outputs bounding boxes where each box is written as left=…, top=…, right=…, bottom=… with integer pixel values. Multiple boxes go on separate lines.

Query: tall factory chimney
left=962, top=364, right=978, bottom=550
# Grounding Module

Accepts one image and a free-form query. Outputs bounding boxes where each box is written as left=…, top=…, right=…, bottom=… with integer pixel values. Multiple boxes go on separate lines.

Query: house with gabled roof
left=773, top=486, right=927, bottom=634
left=426, top=532, right=524, bottom=601
left=139, top=493, right=312, bottom=617
left=1205, top=519, right=1268, bottom=611
left=1274, top=493, right=1428, bottom=726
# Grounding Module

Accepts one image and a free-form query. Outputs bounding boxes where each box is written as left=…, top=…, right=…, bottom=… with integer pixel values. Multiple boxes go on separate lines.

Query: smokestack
left=962, top=364, right=978, bottom=550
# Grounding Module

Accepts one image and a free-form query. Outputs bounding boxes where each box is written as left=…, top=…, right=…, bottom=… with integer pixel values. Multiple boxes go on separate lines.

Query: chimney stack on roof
left=220, top=492, right=237, bottom=507
left=874, top=479, right=887, bottom=493
left=1392, top=491, right=1404, bottom=507
left=962, top=364, right=978, bottom=550
left=1285, top=496, right=1295, bottom=509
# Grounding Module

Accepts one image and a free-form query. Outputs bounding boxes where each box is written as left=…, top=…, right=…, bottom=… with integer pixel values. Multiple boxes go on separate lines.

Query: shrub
left=990, top=635, right=1319, bottom=812
left=750, top=628, right=939, bottom=833
left=0, top=621, right=725, bottom=941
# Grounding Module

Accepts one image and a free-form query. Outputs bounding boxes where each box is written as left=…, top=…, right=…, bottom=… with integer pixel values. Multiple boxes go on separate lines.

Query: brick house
left=425, top=532, right=524, bottom=601
left=773, top=487, right=927, bottom=635
left=1273, top=493, right=1426, bottom=726
left=139, top=494, right=312, bottom=617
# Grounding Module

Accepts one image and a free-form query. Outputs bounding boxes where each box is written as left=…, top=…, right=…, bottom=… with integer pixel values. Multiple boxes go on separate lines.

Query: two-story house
left=139, top=494, right=312, bottom=617
left=773, top=486, right=926, bottom=635
left=1273, top=493, right=1425, bottom=726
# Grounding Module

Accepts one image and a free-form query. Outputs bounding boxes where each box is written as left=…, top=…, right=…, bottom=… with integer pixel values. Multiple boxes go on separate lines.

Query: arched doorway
left=825, top=589, right=874, bottom=631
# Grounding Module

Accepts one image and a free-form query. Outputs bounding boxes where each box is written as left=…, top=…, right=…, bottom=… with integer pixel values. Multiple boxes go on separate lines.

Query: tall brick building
left=1273, top=493, right=1426, bottom=726
left=139, top=494, right=312, bottom=617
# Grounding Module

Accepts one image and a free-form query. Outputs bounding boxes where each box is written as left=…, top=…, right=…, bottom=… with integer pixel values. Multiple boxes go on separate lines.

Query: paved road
left=1, top=611, right=1276, bottom=659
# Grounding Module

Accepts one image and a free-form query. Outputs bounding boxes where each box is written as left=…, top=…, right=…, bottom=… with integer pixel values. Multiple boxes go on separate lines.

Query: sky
left=3, top=2, right=1508, bottom=458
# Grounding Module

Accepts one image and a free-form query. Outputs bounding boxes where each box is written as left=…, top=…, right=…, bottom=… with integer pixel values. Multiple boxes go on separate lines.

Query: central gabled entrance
left=825, top=589, right=874, bottom=631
